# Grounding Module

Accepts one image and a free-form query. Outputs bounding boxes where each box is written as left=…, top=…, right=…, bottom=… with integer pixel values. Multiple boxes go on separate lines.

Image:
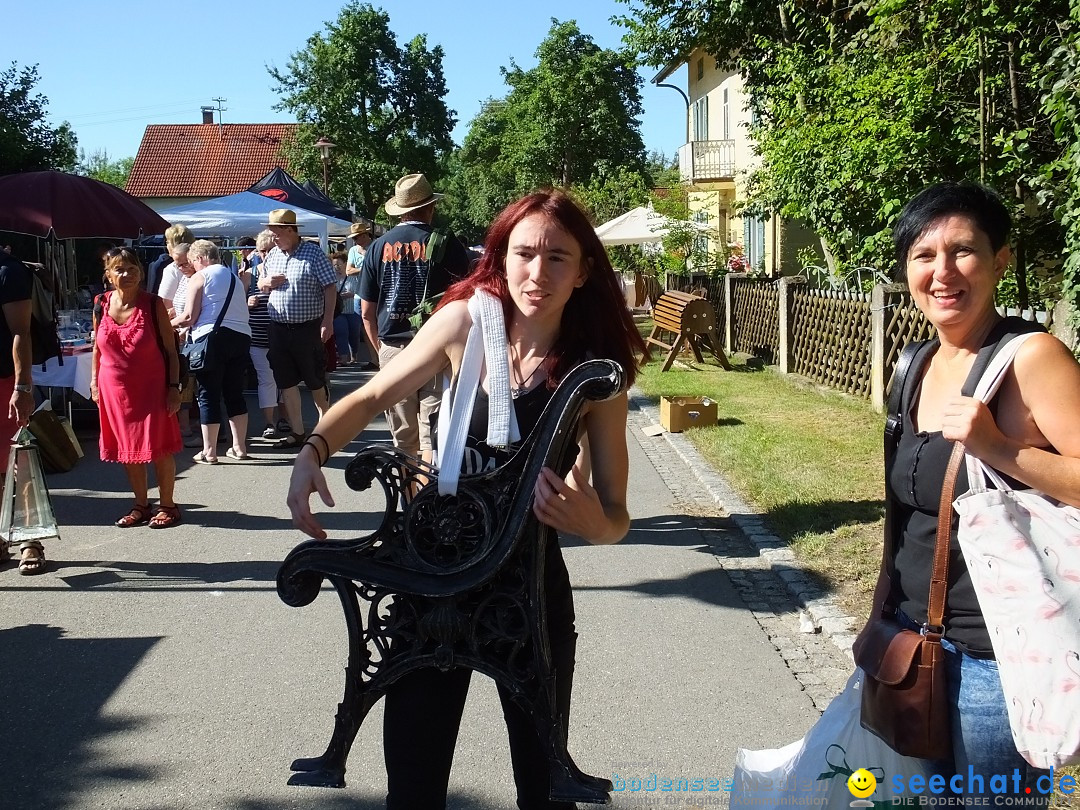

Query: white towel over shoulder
left=435, top=291, right=521, bottom=496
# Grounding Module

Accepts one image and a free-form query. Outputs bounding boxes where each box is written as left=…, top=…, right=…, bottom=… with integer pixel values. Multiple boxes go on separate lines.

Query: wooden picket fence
left=662, top=273, right=1052, bottom=411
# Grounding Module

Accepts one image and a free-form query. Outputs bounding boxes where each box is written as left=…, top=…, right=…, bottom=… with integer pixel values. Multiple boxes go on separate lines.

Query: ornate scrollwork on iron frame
left=277, top=359, right=624, bottom=803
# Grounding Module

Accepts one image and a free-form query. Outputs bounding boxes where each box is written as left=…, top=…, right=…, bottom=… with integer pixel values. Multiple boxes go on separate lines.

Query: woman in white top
left=174, top=239, right=252, bottom=463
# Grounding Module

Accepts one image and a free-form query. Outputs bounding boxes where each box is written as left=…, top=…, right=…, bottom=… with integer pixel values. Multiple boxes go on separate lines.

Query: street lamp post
left=314, top=137, right=336, bottom=192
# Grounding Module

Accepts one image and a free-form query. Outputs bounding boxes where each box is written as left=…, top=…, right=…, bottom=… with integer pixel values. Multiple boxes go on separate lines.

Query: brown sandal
left=149, top=505, right=182, bottom=529
left=116, top=503, right=152, bottom=528
left=19, top=545, right=46, bottom=575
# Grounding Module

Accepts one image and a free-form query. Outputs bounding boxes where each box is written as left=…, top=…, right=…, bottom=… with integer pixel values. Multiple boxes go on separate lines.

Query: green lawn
left=634, top=343, right=1079, bottom=805
left=634, top=349, right=886, bottom=620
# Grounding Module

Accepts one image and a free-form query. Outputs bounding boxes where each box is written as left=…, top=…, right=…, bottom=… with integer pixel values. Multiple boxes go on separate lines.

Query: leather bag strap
left=928, top=442, right=964, bottom=630
left=872, top=340, right=936, bottom=619
left=211, top=272, right=237, bottom=332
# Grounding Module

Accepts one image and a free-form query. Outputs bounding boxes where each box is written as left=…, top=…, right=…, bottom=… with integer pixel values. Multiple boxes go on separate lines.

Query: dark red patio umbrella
left=0, top=170, right=169, bottom=239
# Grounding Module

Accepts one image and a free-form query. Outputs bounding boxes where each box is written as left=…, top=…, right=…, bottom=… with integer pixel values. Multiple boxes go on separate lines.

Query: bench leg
left=661, top=335, right=685, bottom=371
left=688, top=335, right=706, bottom=364
left=705, top=334, right=732, bottom=369
left=288, top=578, right=372, bottom=788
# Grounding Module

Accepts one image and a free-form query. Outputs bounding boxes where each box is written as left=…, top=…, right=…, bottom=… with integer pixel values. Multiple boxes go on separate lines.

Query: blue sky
left=10, top=0, right=685, bottom=164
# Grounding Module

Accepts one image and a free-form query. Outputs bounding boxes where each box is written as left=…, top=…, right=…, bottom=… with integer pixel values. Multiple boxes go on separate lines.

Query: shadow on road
left=0, top=624, right=161, bottom=810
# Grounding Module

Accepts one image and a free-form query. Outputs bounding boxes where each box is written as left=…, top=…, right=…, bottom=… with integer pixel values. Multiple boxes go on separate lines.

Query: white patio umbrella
left=594, top=205, right=708, bottom=246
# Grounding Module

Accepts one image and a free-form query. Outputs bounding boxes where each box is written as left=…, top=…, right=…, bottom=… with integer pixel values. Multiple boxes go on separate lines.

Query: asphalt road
left=0, top=365, right=850, bottom=809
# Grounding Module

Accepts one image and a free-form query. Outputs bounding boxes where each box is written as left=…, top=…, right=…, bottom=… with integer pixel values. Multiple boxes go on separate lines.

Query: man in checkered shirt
left=257, top=208, right=338, bottom=449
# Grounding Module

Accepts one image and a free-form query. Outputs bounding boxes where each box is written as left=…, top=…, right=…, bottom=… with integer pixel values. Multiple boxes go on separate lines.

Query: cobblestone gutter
left=629, top=391, right=856, bottom=711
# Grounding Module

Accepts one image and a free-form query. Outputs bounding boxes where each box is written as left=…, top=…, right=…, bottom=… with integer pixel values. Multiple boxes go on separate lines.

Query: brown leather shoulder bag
left=852, top=339, right=955, bottom=760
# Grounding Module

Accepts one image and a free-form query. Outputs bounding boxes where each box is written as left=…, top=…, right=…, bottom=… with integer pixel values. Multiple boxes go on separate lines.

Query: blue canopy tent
left=158, top=191, right=352, bottom=251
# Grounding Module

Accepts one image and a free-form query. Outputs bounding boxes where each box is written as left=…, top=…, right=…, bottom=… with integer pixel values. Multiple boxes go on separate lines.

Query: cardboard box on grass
left=660, top=396, right=718, bottom=433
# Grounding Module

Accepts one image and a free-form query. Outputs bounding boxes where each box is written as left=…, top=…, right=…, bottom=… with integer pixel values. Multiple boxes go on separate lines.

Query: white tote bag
left=953, top=332, right=1080, bottom=769
left=731, top=670, right=931, bottom=808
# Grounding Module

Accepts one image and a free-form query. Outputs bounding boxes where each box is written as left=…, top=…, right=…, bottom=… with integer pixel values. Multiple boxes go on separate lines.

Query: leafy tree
left=458, top=19, right=648, bottom=233
left=269, top=2, right=456, bottom=220
left=621, top=0, right=1070, bottom=309
left=0, top=62, right=77, bottom=174
left=76, top=149, right=133, bottom=188
left=1041, top=7, right=1080, bottom=323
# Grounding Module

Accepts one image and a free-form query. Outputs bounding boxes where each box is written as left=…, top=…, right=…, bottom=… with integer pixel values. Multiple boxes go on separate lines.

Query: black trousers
left=383, top=543, right=578, bottom=810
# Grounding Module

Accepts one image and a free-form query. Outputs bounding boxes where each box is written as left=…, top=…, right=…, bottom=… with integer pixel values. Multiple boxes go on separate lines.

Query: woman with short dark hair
left=864, top=181, right=1080, bottom=802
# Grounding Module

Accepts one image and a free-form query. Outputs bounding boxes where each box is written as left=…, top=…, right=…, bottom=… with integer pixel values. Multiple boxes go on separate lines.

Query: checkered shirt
left=263, top=241, right=337, bottom=324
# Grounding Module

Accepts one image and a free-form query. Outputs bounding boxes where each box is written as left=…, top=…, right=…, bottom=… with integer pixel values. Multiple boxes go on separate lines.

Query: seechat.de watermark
left=882, top=767, right=1077, bottom=805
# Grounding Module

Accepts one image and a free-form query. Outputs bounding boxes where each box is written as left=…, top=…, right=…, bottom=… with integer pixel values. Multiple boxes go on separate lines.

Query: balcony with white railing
left=677, top=140, right=737, bottom=183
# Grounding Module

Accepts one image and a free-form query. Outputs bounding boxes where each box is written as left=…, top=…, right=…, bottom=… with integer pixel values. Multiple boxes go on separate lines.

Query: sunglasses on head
left=105, top=247, right=137, bottom=258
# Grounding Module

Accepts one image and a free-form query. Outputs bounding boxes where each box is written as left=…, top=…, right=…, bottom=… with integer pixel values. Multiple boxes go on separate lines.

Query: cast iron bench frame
left=277, top=359, right=623, bottom=804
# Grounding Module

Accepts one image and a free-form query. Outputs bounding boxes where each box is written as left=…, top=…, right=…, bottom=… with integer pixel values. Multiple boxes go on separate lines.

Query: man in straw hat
left=359, top=172, right=470, bottom=461
left=257, top=208, right=339, bottom=449
left=341, top=222, right=377, bottom=369
left=344, top=221, right=372, bottom=275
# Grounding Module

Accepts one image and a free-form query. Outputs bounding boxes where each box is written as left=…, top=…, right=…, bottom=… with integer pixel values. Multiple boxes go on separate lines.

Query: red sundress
left=96, top=291, right=181, bottom=463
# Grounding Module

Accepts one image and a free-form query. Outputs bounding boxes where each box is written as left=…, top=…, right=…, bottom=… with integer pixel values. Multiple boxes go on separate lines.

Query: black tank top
left=888, top=317, right=1046, bottom=657
left=889, top=415, right=992, bottom=655
left=431, top=384, right=560, bottom=475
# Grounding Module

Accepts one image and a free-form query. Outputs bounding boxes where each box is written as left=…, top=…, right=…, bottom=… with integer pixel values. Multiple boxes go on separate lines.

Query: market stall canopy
left=247, top=167, right=354, bottom=222
left=594, top=205, right=709, bottom=246
left=158, top=192, right=353, bottom=249
left=0, top=170, right=169, bottom=239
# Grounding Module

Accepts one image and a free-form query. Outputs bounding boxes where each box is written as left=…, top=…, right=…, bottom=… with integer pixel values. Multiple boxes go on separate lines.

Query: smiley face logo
left=847, top=768, right=877, bottom=798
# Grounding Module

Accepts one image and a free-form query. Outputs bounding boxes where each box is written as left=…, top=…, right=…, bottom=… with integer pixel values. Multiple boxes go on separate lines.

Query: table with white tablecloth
left=34, top=352, right=93, bottom=399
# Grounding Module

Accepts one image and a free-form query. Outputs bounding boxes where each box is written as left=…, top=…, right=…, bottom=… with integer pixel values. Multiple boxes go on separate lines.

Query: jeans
left=194, top=327, right=251, bottom=424
left=332, top=312, right=366, bottom=361
left=248, top=344, right=277, bottom=410
left=896, top=610, right=1050, bottom=804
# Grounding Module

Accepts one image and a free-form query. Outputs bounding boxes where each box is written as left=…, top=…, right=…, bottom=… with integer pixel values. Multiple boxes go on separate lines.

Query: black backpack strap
left=874, top=338, right=937, bottom=615
left=885, top=339, right=937, bottom=461
left=960, top=316, right=1047, bottom=398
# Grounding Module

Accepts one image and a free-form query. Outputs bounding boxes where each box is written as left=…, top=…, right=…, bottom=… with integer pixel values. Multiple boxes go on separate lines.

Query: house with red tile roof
left=125, top=110, right=298, bottom=211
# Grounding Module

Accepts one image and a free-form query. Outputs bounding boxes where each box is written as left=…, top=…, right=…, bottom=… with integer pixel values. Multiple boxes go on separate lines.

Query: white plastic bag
left=731, top=669, right=931, bottom=808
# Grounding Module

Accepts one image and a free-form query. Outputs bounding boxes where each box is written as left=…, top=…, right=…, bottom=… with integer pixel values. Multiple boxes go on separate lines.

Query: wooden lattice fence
left=790, top=286, right=874, bottom=398
left=878, top=284, right=936, bottom=400
left=730, top=277, right=779, bottom=363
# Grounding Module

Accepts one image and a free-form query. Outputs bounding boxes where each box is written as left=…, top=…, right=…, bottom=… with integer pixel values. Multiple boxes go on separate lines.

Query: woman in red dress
left=91, top=248, right=183, bottom=528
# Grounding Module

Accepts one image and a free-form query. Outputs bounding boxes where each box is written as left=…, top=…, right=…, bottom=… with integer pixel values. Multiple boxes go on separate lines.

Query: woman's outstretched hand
left=533, top=466, right=607, bottom=541
left=287, top=449, right=335, bottom=539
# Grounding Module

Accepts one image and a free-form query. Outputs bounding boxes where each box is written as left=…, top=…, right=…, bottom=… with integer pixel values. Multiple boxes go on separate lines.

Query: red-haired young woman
left=288, top=189, right=647, bottom=808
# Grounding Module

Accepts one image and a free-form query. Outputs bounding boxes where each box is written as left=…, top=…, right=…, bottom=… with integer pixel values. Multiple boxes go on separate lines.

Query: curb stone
left=629, top=389, right=858, bottom=664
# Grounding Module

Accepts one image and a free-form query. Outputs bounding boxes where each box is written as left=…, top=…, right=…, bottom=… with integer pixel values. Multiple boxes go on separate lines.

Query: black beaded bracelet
left=303, top=433, right=331, bottom=467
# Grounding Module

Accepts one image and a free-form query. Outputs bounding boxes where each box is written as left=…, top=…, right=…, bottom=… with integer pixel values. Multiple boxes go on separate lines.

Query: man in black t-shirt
left=359, top=173, right=469, bottom=461
left=0, top=252, right=44, bottom=574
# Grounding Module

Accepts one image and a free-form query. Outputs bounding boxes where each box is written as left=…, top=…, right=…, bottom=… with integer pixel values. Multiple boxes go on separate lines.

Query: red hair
left=438, top=190, right=648, bottom=388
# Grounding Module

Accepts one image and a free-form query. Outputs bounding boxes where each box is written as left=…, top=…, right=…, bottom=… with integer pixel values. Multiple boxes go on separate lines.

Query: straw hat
left=384, top=173, right=442, bottom=216
left=347, top=222, right=372, bottom=239
left=264, top=208, right=298, bottom=227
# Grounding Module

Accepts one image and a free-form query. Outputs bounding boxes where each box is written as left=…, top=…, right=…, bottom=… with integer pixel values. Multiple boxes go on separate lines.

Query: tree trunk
left=818, top=236, right=837, bottom=277
left=1007, top=38, right=1030, bottom=311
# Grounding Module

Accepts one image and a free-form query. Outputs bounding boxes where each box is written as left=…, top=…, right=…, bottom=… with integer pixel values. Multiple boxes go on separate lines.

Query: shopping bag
left=955, top=459, right=1080, bottom=768
left=730, top=669, right=932, bottom=808
left=27, top=402, right=80, bottom=473
left=952, top=332, right=1080, bottom=768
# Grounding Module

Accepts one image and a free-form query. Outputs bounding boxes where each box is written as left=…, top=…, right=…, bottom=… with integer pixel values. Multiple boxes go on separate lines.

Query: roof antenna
left=211, top=97, right=228, bottom=140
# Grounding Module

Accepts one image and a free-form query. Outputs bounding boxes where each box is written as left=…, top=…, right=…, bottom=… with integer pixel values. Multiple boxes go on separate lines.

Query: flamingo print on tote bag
left=953, top=333, right=1080, bottom=769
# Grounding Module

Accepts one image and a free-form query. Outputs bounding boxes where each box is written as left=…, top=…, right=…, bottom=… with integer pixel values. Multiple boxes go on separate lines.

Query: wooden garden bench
left=646, top=289, right=730, bottom=371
